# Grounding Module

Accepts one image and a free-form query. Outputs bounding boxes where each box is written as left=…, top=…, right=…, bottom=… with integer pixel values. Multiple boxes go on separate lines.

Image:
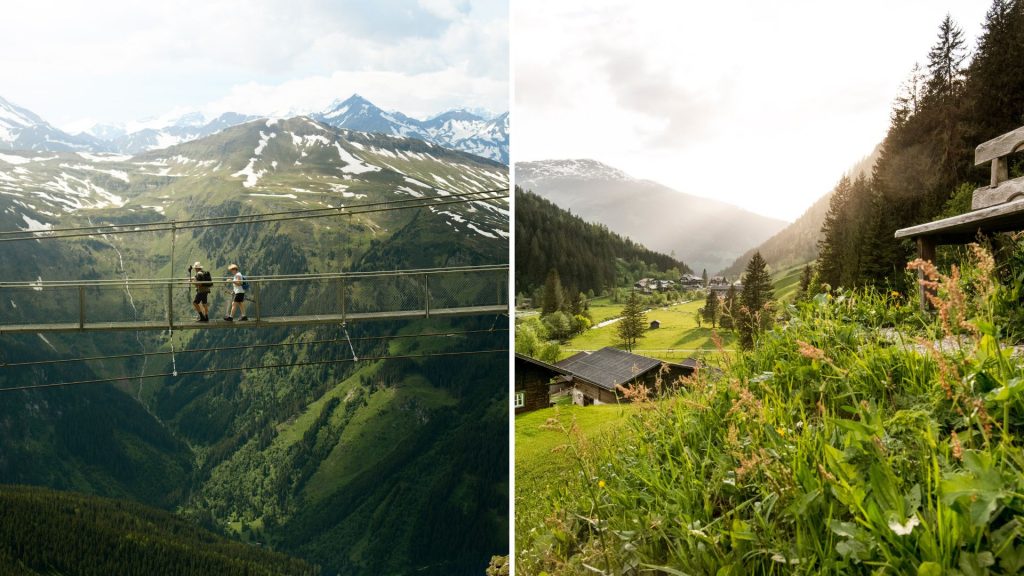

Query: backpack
left=240, top=274, right=250, bottom=291
left=198, top=270, right=213, bottom=288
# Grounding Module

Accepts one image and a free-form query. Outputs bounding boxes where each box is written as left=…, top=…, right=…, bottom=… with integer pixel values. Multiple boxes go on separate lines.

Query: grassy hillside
left=517, top=245, right=1024, bottom=574
left=560, top=297, right=737, bottom=361
left=515, top=404, right=636, bottom=562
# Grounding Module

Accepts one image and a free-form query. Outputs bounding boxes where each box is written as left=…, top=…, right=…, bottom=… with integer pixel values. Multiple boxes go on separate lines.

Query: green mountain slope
left=0, top=116, right=508, bottom=573
left=0, top=485, right=316, bottom=576
left=515, top=187, right=689, bottom=295
left=516, top=159, right=785, bottom=275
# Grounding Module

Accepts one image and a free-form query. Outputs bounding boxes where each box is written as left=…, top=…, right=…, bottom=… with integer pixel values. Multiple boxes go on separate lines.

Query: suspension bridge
left=0, top=265, right=508, bottom=334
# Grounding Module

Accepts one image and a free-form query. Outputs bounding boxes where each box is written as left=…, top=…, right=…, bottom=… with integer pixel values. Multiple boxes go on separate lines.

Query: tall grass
left=517, top=246, right=1024, bottom=575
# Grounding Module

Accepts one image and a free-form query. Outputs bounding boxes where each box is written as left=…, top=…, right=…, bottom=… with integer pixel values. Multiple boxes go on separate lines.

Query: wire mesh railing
left=0, top=265, right=508, bottom=332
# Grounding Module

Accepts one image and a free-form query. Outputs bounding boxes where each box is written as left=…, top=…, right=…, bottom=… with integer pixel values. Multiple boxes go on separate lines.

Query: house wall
left=514, top=359, right=555, bottom=414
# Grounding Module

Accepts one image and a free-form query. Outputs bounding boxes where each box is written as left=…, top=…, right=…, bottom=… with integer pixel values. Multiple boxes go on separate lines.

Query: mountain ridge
left=1, top=94, right=509, bottom=164
left=516, top=158, right=787, bottom=275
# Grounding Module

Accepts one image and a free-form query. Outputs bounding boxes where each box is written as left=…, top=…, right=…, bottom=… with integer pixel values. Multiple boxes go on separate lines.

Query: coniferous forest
left=0, top=485, right=317, bottom=576
left=515, top=187, right=690, bottom=296
left=817, top=2, right=1024, bottom=290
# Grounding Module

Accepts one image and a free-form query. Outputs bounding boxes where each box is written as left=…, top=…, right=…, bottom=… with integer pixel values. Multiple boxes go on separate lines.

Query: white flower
left=888, top=515, right=920, bottom=536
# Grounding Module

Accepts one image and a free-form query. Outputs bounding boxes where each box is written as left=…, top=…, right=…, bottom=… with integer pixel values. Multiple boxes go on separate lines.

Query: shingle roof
left=555, top=347, right=662, bottom=391
left=515, top=353, right=571, bottom=376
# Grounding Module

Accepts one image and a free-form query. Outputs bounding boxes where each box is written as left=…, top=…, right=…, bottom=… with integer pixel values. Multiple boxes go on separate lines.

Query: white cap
left=193, top=261, right=202, bottom=269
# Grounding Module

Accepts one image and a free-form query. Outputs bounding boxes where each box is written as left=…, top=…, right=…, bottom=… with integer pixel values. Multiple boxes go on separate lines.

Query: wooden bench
left=895, top=124, right=1024, bottom=308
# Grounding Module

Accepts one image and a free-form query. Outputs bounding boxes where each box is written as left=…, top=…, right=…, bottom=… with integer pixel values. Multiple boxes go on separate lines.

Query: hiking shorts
left=193, top=292, right=209, bottom=305
left=233, top=293, right=245, bottom=303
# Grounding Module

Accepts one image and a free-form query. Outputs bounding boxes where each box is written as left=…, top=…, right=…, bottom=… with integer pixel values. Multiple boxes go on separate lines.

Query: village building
left=678, top=274, right=704, bottom=287
left=514, top=353, right=570, bottom=415
left=633, top=278, right=676, bottom=293
left=556, top=346, right=699, bottom=406
left=708, top=282, right=742, bottom=297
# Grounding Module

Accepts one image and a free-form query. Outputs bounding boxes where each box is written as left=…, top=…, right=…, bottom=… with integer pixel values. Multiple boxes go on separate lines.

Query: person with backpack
left=190, top=262, right=213, bottom=322
left=224, top=263, right=248, bottom=322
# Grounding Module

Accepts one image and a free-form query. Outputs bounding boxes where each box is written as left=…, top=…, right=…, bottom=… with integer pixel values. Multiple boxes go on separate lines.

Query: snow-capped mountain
left=1, top=94, right=509, bottom=164
left=0, top=96, right=102, bottom=153
left=0, top=117, right=508, bottom=241
left=515, top=158, right=633, bottom=182
left=315, top=95, right=509, bottom=164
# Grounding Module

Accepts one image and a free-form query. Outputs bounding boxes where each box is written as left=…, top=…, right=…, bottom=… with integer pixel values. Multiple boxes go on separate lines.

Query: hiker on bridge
left=224, top=264, right=248, bottom=322
left=191, top=262, right=213, bottom=322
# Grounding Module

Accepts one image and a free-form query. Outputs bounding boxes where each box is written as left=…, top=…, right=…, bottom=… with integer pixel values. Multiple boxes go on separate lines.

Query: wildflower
left=598, top=479, right=606, bottom=489
left=796, top=339, right=826, bottom=361
left=817, top=464, right=836, bottom=483
left=888, top=515, right=920, bottom=536
left=891, top=291, right=900, bottom=298
left=776, top=426, right=786, bottom=437
left=951, top=430, right=963, bottom=461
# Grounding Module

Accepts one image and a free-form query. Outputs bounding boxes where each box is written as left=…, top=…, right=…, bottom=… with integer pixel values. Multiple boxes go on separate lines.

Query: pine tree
left=739, top=252, right=775, bottom=349
left=701, top=268, right=708, bottom=287
left=702, top=289, right=720, bottom=328
left=616, top=291, right=647, bottom=352
left=926, top=14, right=968, bottom=103
left=798, top=264, right=813, bottom=301
left=542, top=269, right=564, bottom=315
left=721, top=283, right=739, bottom=330
left=925, top=14, right=969, bottom=187
left=816, top=176, right=853, bottom=288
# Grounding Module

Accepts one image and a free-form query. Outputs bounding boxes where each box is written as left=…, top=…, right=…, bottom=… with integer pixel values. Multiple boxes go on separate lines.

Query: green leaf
left=917, top=561, right=942, bottom=576
left=959, top=551, right=995, bottom=576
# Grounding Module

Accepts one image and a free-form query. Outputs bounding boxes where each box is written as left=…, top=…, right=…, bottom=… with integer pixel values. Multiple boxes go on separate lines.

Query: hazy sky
left=515, top=0, right=989, bottom=222
left=0, top=0, right=507, bottom=131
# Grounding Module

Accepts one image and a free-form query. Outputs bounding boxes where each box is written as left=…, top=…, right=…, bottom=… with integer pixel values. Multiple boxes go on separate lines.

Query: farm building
left=514, top=353, right=570, bottom=414
left=679, top=274, right=704, bottom=287
left=649, top=320, right=661, bottom=329
left=556, top=347, right=699, bottom=406
left=708, top=282, right=742, bottom=297
left=633, top=278, right=676, bottom=293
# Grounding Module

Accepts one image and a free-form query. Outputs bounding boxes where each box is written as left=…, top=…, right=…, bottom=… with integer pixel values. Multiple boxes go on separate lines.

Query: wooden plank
left=976, top=125, right=1024, bottom=165
left=894, top=198, right=1024, bottom=242
left=972, top=177, right=1024, bottom=209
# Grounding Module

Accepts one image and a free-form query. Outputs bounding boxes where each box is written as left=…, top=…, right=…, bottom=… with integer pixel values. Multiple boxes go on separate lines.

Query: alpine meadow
left=514, top=1, right=1024, bottom=575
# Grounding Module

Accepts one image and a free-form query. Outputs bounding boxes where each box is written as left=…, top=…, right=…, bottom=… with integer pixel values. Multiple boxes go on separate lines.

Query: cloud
left=0, top=0, right=506, bottom=126
left=596, top=46, right=731, bottom=148
left=201, top=68, right=507, bottom=120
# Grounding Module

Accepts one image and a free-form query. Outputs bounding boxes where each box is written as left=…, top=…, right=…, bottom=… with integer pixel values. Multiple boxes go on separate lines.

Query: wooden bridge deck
left=0, top=305, right=508, bottom=334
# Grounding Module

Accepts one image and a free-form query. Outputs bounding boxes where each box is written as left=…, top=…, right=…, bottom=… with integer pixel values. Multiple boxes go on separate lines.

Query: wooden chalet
left=514, top=353, right=570, bottom=415
left=555, top=346, right=698, bottom=406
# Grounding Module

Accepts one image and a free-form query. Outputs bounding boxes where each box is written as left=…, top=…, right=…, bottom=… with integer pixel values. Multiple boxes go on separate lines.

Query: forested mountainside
left=719, top=145, right=881, bottom=278
left=515, top=187, right=689, bottom=296
left=816, top=4, right=1024, bottom=289
left=0, top=116, right=509, bottom=575
left=516, top=159, right=786, bottom=275
left=0, top=485, right=316, bottom=576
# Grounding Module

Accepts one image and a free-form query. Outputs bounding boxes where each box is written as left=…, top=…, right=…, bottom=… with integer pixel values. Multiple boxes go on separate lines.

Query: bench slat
left=976, top=125, right=1024, bottom=165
